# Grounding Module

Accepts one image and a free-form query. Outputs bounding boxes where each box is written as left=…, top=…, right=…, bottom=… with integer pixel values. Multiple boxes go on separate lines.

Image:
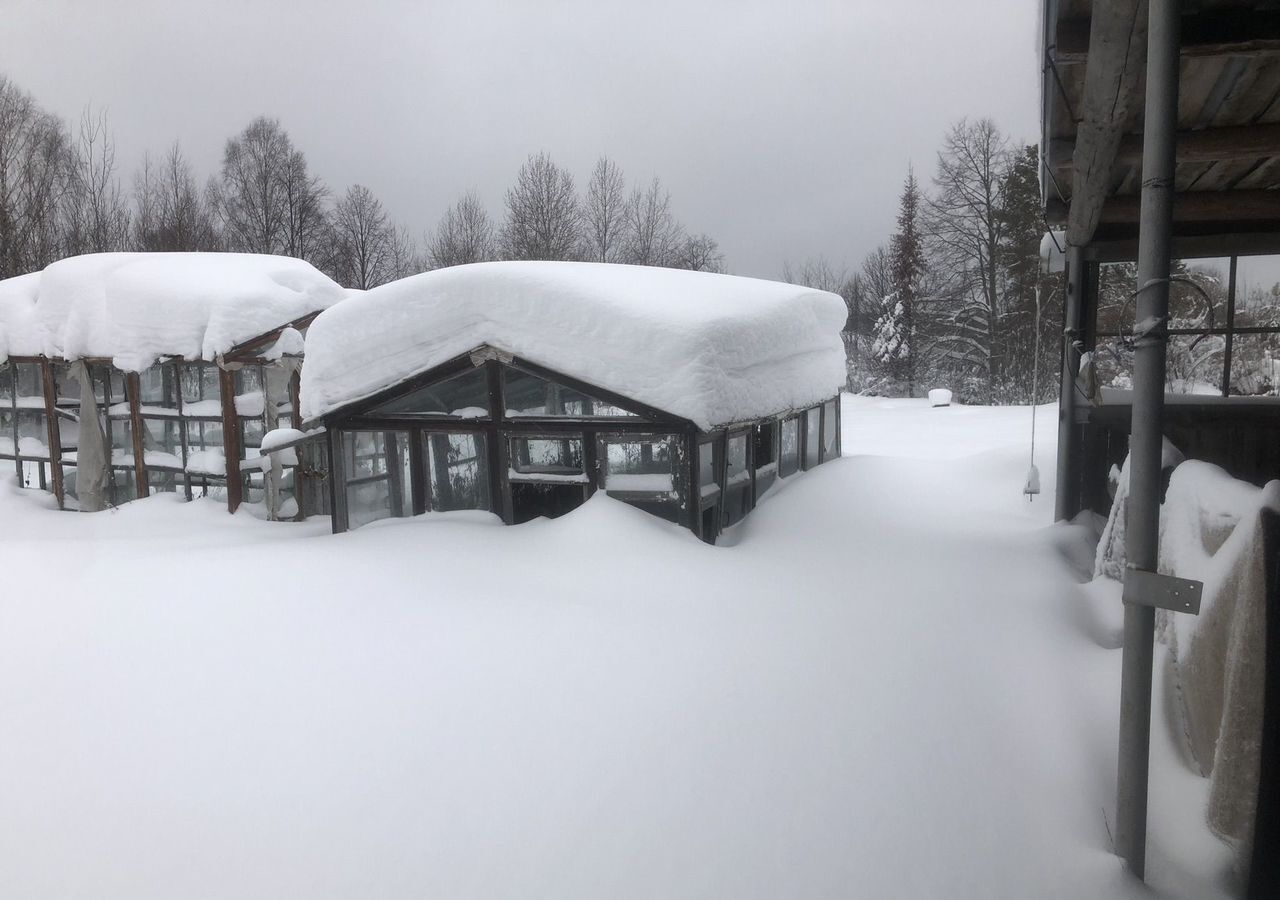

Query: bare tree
left=671, top=233, right=724, bottom=272
left=622, top=177, right=684, bottom=266
left=426, top=191, right=495, bottom=268
left=63, top=107, right=131, bottom=254
left=280, top=146, right=328, bottom=261
left=925, top=118, right=1011, bottom=400
left=582, top=156, right=627, bottom=262
left=0, top=76, right=74, bottom=277
left=327, top=184, right=401, bottom=289
left=782, top=255, right=849, bottom=294
left=133, top=142, right=217, bottom=251
left=212, top=116, right=327, bottom=261
left=500, top=152, right=581, bottom=261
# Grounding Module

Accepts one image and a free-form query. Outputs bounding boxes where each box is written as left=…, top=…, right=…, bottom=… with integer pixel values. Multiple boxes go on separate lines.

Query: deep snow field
left=0, top=395, right=1238, bottom=899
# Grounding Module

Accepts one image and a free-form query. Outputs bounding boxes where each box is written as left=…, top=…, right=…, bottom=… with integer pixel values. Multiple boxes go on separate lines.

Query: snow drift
left=300, top=261, right=848, bottom=429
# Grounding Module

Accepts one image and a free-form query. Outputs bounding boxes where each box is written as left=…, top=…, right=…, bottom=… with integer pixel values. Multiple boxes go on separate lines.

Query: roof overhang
left=1042, top=0, right=1280, bottom=258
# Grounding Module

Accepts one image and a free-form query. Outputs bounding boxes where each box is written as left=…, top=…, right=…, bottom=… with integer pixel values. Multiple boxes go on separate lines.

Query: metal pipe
left=1115, top=0, right=1180, bottom=880
left=1056, top=246, right=1085, bottom=521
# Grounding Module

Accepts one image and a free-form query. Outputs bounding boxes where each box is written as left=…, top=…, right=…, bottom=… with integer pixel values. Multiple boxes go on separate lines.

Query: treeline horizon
left=0, top=74, right=725, bottom=291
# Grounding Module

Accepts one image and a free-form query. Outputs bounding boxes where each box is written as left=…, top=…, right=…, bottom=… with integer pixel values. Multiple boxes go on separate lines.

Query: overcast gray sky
left=2, top=0, right=1040, bottom=279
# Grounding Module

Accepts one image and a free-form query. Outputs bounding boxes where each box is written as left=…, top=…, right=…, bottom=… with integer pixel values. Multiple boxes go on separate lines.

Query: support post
left=218, top=365, right=243, bottom=513
left=39, top=359, right=65, bottom=508
left=1056, top=247, right=1087, bottom=521
left=125, top=372, right=150, bottom=499
left=1115, top=0, right=1179, bottom=880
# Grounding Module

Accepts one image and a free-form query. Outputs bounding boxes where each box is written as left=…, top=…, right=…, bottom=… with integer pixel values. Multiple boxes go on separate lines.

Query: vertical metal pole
left=1115, top=0, right=1179, bottom=880
left=1221, top=255, right=1237, bottom=397
left=1056, top=247, right=1086, bottom=521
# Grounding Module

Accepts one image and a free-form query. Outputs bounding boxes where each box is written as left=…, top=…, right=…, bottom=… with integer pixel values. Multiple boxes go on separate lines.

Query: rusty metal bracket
left=1122, top=567, right=1203, bottom=615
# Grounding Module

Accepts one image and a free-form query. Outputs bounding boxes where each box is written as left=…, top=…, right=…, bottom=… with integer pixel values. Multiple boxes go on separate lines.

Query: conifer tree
left=888, top=168, right=926, bottom=394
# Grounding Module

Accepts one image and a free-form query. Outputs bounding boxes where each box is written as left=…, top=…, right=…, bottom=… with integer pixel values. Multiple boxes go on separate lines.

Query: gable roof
left=299, top=261, right=847, bottom=430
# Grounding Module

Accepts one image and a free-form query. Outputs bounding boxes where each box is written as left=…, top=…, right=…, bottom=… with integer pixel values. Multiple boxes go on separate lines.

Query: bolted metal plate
left=1122, top=568, right=1203, bottom=615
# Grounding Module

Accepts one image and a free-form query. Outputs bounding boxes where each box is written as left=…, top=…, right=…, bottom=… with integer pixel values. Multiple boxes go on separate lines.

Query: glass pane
left=510, top=436, right=583, bottom=476
left=181, top=365, right=201, bottom=404
left=779, top=417, right=799, bottom=477
left=726, top=434, right=748, bottom=486
left=427, top=432, right=490, bottom=511
left=1229, top=333, right=1280, bottom=396
left=343, top=430, right=411, bottom=529
left=754, top=421, right=775, bottom=466
left=1170, top=258, right=1229, bottom=331
left=503, top=367, right=637, bottom=417
left=1166, top=334, right=1225, bottom=395
left=0, top=406, right=14, bottom=457
left=823, top=401, right=838, bottom=458
left=0, top=364, right=12, bottom=402
left=804, top=408, right=820, bottom=468
left=137, top=365, right=178, bottom=407
left=603, top=436, right=675, bottom=494
left=698, top=440, right=716, bottom=488
left=52, top=364, right=80, bottom=407
left=16, top=410, right=50, bottom=459
left=1234, top=255, right=1280, bottom=329
left=109, top=416, right=134, bottom=457
left=14, top=363, right=43, bottom=403
left=1096, top=259, right=1229, bottom=335
left=148, top=470, right=180, bottom=494
left=371, top=367, right=490, bottom=418
left=236, top=366, right=262, bottom=395
left=345, top=430, right=389, bottom=480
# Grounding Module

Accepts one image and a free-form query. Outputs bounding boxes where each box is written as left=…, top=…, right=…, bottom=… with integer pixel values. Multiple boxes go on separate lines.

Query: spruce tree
left=889, top=168, right=926, bottom=395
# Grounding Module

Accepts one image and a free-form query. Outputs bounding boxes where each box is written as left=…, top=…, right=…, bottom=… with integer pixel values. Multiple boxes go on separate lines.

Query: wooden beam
left=39, top=359, right=65, bottom=509
left=1085, top=230, right=1280, bottom=263
left=1066, top=0, right=1148, bottom=247
left=1050, top=188, right=1280, bottom=226
left=1056, top=11, right=1280, bottom=63
left=1050, top=122, right=1280, bottom=171
left=219, top=365, right=242, bottom=513
left=125, top=372, right=150, bottom=499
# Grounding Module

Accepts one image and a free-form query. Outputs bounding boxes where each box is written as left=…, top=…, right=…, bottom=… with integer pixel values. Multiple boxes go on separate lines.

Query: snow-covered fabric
left=0, top=253, right=345, bottom=370
left=69, top=361, right=109, bottom=512
left=300, top=262, right=847, bottom=430
left=1158, top=462, right=1275, bottom=871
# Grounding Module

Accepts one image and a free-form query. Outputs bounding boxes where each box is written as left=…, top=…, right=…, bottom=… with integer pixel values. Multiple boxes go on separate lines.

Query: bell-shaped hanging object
left=1023, top=463, right=1041, bottom=498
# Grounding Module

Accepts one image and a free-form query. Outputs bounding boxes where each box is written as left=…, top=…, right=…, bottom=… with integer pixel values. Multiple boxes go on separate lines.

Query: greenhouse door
left=506, top=432, right=590, bottom=524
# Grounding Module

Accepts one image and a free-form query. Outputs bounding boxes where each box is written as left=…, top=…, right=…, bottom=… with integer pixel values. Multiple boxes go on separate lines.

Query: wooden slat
left=1049, top=189, right=1280, bottom=225
left=1057, top=11, right=1280, bottom=63
left=1050, top=122, right=1280, bottom=170
left=1066, top=0, right=1148, bottom=246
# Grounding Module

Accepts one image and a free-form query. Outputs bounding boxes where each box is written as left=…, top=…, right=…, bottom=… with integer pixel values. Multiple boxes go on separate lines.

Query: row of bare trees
left=426, top=152, right=722, bottom=272
left=1, top=74, right=722, bottom=290
left=786, top=118, right=1058, bottom=404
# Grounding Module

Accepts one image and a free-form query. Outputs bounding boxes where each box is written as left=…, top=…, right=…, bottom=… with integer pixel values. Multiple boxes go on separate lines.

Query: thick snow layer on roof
left=0, top=253, right=345, bottom=369
left=301, top=262, right=847, bottom=428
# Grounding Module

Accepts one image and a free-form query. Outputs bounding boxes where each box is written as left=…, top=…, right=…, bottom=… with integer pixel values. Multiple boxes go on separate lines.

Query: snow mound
left=300, top=261, right=847, bottom=429
left=0, top=253, right=345, bottom=369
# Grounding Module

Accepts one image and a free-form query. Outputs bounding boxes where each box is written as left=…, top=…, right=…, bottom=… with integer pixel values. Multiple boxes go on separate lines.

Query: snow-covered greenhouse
left=0, top=253, right=346, bottom=517
left=299, top=261, right=847, bottom=542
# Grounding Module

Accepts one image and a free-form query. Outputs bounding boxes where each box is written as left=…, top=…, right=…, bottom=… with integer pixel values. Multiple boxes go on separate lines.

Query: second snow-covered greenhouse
left=300, top=261, right=848, bottom=542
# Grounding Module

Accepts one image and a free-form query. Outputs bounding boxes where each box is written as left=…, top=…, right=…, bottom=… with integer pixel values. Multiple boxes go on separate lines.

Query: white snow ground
left=0, top=395, right=1239, bottom=899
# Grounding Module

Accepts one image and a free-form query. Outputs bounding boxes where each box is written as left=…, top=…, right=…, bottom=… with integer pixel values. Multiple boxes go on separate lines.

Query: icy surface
left=300, top=261, right=847, bottom=429
left=0, top=396, right=1236, bottom=899
left=0, top=253, right=345, bottom=369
